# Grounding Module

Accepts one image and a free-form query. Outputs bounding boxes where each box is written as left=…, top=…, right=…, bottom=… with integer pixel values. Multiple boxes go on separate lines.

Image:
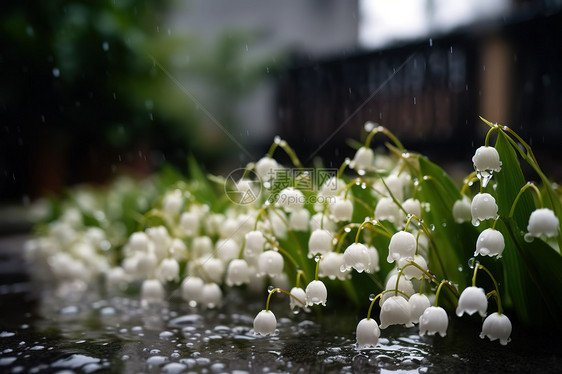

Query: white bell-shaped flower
left=305, top=280, right=327, bottom=306
left=289, top=287, right=307, bottom=311
left=181, top=276, right=204, bottom=305
left=402, top=198, right=422, bottom=218
left=480, top=312, right=512, bottom=345
left=456, top=286, right=488, bottom=317
left=310, top=213, right=336, bottom=232
left=472, top=146, right=501, bottom=176
left=128, top=232, right=151, bottom=253
left=387, top=231, right=416, bottom=263
left=379, top=295, right=413, bottom=329
left=380, top=274, right=415, bottom=305
left=253, top=309, right=277, bottom=336
left=179, top=212, right=200, bottom=237
left=169, top=238, right=188, bottom=261
left=257, top=250, right=284, bottom=278
left=383, top=175, right=405, bottom=202
left=350, top=147, right=374, bottom=173
left=320, top=176, right=346, bottom=197
left=365, top=246, right=380, bottom=273
left=375, top=197, right=403, bottom=226
left=200, top=256, right=225, bottom=284
left=277, top=187, right=304, bottom=212
left=200, top=282, right=222, bottom=309
left=156, top=258, right=180, bottom=283
left=255, top=156, right=281, bottom=182
left=225, top=259, right=250, bottom=287
left=268, top=211, right=288, bottom=239
left=192, top=236, right=213, bottom=257
left=319, top=252, right=349, bottom=280
left=135, top=250, right=158, bottom=278
left=356, top=318, right=381, bottom=349
left=216, top=238, right=240, bottom=263
left=409, top=293, right=431, bottom=324
left=453, top=196, right=472, bottom=223
left=141, top=279, right=165, bottom=305
left=162, top=189, right=183, bottom=217
left=343, top=243, right=371, bottom=273
left=308, top=229, right=333, bottom=258
left=289, top=209, right=310, bottom=231
left=105, top=267, right=128, bottom=291
left=475, top=228, right=505, bottom=258
left=146, top=226, right=172, bottom=260
left=471, top=193, right=498, bottom=226
left=527, top=208, right=559, bottom=239
left=329, top=197, right=353, bottom=222
left=397, top=255, right=428, bottom=280
left=243, top=230, right=266, bottom=260
left=419, top=306, right=448, bottom=337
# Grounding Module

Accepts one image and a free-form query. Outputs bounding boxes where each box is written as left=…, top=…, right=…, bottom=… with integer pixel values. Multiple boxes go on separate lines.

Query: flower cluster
left=25, top=119, right=562, bottom=349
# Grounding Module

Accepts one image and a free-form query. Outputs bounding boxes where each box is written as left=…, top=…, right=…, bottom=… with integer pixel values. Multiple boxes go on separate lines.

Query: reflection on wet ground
left=1, top=235, right=561, bottom=373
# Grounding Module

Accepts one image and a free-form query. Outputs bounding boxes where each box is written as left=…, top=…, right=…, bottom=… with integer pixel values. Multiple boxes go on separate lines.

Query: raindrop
left=413, top=97, right=416, bottom=105
left=429, top=38, right=433, bottom=47
left=344, top=227, right=351, bottom=233
left=369, top=293, right=376, bottom=301
left=315, top=255, right=321, bottom=263
left=458, top=265, right=463, bottom=272
left=429, top=224, right=435, bottom=231
left=524, top=233, right=534, bottom=243
left=267, top=286, right=275, bottom=293
left=52, top=68, right=60, bottom=77
left=467, top=258, right=476, bottom=269
left=450, top=46, right=453, bottom=54
left=274, top=136, right=281, bottom=144
left=364, top=122, right=375, bottom=132
left=102, top=42, right=109, bottom=51
left=474, top=219, right=480, bottom=226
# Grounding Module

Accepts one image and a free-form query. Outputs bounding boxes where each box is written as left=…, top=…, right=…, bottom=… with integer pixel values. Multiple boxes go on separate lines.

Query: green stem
left=484, top=126, right=499, bottom=147
left=366, top=289, right=410, bottom=320
left=508, top=183, right=544, bottom=218
left=337, top=160, right=350, bottom=179
left=314, top=256, right=321, bottom=281
left=265, top=287, right=305, bottom=312
left=365, top=125, right=405, bottom=151
left=460, top=172, right=478, bottom=195
left=474, top=264, right=503, bottom=314
left=295, top=270, right=307, bottom=289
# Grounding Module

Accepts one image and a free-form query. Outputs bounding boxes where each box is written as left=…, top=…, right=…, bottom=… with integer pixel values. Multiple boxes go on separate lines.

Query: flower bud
left=329, top=197, right=353, bottom=222
left=453, top=196, right=472, bottom=223
left=350, top=147, right=374, bottom=173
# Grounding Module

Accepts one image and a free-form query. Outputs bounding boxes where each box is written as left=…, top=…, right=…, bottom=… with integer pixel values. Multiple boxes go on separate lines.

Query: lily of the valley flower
left=329, top=197, right=353, bottom=222
left=475, top=228, right=505, bottom=258
left=356, top=318, right=381, bottom=349
left=471, top=193, right=498, bottom=226
left=456, top=286, right=488, bottom=317
left=409, top=293, right=431, bottom=324
left=343, top=243, right=371, bottom=273
left=257, top=250, right=284, bottom=278
left=387, top=231, right=416, bottom=263
left=253, top=309, right=277, bottom=336
left=308, top=229, right=333, bottom=258
left=305, top=280, right=327, bottom=306
left=226, top=259, right=250, bottom=287
left=527, top=208, right=559, bottom=239
left=350, top=147, right=374, bottom=173
left=419, top=306, right=448, bottom=337
left=472, top=146, right=501, bottom=176
left=453, top=196, right=472, bottom=223
left=480, top=312, right=512, bottom=345
left=379, top=296, right=413, bottom=329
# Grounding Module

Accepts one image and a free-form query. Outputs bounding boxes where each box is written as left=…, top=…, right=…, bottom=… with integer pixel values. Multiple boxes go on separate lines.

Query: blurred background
left=1, top=0, right=562, bottom=211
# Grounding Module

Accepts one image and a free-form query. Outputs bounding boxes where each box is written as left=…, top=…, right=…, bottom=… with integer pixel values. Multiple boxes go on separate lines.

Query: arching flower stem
left=472, top=264, right=503, bottom=314
left=337, top=159, right=350, bottom=179
left=314, top=256, right=322, bottom=281
left=365, top=124, right=405, bottom=151
left=508, top=183, right=544, bottom=218
left=295, top=269, right=307, bottom=289
left=434, top=280, right=456, bottom=307
left=267, top=137, right=303, bottom=170
left=366, top=289, right=410, bottom=320
left=354, top=220, right=392, bottom=244
left=265, top=288, right=305, bottom=312
left=460, top=172, right=478, bottom=196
